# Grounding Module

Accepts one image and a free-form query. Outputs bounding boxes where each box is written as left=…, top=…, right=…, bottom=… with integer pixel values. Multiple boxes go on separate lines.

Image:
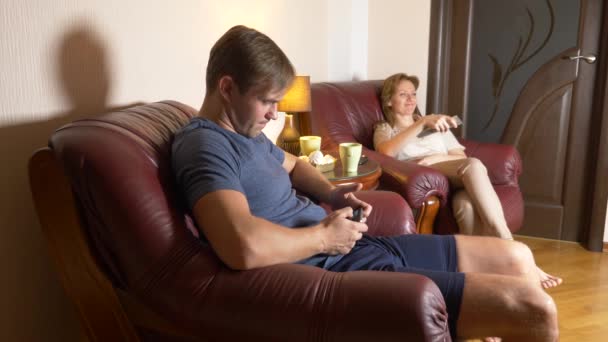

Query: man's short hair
left=206, top=25, right=295, bottom=94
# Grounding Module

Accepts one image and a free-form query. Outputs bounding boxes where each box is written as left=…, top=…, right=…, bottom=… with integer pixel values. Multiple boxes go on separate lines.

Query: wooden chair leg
left=415, top=196, right=440, bottom=234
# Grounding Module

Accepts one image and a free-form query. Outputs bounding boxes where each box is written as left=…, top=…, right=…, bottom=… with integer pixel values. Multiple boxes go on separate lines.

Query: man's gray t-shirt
left=172, top=117, right=341, bottom=267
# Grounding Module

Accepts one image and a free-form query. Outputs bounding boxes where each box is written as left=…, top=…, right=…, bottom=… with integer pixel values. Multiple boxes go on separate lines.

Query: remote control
left=451, top=115, right=463, bottom=126
left=417, top=115, right=463, bottom=138
left=350, top=207, right=363, bottom=222
left=358, top=155, right=368, bottom=165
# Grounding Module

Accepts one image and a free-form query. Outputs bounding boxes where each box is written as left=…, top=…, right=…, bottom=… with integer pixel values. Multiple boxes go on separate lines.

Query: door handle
left=567, top=54, right=597, bottom=64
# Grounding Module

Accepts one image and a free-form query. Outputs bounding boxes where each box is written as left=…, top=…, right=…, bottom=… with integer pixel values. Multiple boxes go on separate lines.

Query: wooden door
left=428, top=0, right=604, bottom=241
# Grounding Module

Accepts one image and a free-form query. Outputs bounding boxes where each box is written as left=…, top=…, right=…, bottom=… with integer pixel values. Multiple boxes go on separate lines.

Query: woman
left=374, top=73, right=561, bottom=289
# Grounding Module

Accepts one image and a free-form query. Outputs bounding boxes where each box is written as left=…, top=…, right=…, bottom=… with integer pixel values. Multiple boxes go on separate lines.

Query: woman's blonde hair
left=380, top=73, right=421, bottom=127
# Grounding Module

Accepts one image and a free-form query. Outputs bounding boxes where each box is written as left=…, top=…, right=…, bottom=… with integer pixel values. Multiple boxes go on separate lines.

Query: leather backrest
left=310, top=80, right=384, bottom=150
left=49, top=101, right=221, bottom=293
left=47, top=100, right=420, bottom=335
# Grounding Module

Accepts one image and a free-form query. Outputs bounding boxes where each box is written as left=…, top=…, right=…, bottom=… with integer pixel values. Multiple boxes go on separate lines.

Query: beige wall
left=0, top=1, right=330, bottom=341
left=0, top=1, right=433, bottom=341
left=368, top=0, right=431, bottom=114
left=8, top=1, right=605, bottom=342
left=1, top=0, right=330, bottom=121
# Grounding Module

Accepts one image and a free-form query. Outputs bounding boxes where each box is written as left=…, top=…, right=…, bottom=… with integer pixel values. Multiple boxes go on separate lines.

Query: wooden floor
left=515, top=235, right=608, bottom=341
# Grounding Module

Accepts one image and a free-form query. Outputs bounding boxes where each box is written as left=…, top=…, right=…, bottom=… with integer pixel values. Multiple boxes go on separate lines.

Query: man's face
left=227, top=84, right=286, bottom=138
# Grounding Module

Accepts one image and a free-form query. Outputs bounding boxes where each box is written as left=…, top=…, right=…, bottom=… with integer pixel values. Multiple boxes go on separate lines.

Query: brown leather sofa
left=309, top=80, right=523, bottom=234
left=29, top=101, right=452, bottom=341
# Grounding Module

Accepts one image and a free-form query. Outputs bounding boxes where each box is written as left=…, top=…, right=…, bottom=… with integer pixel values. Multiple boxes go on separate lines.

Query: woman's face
left=388, top=80, right=417, bottom=116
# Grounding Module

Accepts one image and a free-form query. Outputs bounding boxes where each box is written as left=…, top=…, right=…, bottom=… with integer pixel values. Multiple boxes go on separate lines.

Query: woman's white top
left=373, top=122, right=465, bottom=161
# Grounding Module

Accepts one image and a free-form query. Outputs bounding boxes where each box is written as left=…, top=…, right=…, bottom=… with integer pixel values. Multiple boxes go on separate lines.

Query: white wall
left=0, top=1, right=330, bottom=341
left=327, top=0, right=368, bottom=81
left=368, top=0, right=431, bottom=114
left=1, top=2, right=606, bottom=341
left=0, top=0, right=329, bottom=122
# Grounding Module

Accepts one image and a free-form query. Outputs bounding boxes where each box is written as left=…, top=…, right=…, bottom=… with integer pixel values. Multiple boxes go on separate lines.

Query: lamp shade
left=278, top=75, right=311, bottom=112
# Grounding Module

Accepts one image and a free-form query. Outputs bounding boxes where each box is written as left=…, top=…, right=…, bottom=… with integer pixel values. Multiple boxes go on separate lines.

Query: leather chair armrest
left=364, top=148, right=450, bottom=209
left=328, top=269, right=450, bottom=341
left=460, top=139, right=522, bottom=186
left=355, top=190, right=416, bottom=235
left=154, top=263, right=450, bottom=341
left=320, top=190, right=416, bottom=236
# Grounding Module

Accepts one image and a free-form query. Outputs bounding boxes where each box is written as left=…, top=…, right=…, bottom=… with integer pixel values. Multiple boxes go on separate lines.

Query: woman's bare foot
left=537, top=266, right=562, bottom=289
left=483, top=337, right=501, bottom=342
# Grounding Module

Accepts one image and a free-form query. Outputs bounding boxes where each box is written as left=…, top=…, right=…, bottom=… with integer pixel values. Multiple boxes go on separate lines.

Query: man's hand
left=329, top=183, right=373, bottom=221
left=318, top=207, right=368, bottom=255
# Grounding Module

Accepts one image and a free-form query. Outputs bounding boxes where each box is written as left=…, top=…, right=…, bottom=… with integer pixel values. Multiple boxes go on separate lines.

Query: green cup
left=300, top=136, right=321, bottom=156
left=339, top=142, right=362, bottom=173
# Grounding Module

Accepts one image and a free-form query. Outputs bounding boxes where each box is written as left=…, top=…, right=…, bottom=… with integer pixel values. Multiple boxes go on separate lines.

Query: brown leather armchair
left=29, top=101, right=452, bottom=341
left=309, top=81, right=523, bottom=235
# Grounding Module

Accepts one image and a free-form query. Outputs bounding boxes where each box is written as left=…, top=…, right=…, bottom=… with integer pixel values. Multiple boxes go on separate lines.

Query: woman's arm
left=375, top=115, right=459, bottom=157
left=375, top=120, right=426, bottom=157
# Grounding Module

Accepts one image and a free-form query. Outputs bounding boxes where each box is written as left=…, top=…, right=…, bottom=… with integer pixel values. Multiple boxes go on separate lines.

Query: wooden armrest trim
left=415, top=196, right=440, bottom=234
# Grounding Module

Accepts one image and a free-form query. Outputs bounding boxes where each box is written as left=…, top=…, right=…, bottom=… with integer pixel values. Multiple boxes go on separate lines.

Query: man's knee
left=506, top=240, right=536, bottom=274
left=519, top=286, right=559, bottom=340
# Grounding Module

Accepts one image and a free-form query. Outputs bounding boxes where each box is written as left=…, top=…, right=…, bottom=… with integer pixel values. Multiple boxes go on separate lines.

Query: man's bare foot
left=537, top=266, right=562, bottom=289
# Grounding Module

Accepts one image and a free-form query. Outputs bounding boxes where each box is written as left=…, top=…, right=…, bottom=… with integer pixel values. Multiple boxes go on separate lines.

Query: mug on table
left=339, top=142, right=362, bottom=173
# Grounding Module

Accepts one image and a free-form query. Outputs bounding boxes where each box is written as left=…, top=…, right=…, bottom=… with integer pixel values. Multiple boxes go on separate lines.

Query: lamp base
left=280, top=140, right=301, bottom=156
left=277, top=113, right=301, bottom=155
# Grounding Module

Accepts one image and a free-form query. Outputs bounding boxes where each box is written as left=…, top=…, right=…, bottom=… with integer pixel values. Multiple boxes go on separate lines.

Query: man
left=172, top=25, right=558, bottom=341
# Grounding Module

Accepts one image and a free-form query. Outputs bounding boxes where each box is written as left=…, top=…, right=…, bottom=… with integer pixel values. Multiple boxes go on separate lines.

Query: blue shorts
left=327, top=234, right=465, bottom=338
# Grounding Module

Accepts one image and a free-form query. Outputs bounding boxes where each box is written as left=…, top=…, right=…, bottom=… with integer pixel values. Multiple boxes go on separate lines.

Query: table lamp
left=277, top=75, right=311, bottom=155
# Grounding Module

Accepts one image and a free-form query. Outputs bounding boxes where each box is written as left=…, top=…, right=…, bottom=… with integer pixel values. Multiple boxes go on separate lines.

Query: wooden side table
left=322, top=157, right=381, bottom=190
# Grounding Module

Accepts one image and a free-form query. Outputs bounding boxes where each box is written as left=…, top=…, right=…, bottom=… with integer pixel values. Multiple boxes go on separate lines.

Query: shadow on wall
left=0, top=26, right=139, bottom=342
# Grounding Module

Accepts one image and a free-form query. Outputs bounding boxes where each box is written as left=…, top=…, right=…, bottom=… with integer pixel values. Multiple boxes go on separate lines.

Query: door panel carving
left=429, top=0, right=603, bottom=241
left=502, top=48, right=578, bottom=238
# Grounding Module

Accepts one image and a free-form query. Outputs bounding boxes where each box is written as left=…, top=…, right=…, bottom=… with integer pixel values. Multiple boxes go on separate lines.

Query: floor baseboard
left=604, top=242, right=608, bottom=253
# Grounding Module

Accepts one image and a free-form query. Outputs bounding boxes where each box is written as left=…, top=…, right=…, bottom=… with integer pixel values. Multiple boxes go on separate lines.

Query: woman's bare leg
left=429, top=158, right=512, bottom=239
left=452, top=190, right=483, bottom=236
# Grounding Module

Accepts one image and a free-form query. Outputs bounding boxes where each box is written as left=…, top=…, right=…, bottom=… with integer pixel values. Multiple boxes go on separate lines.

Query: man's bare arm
left=192, top=189, right=367, bottom=270
left=282, top=151, right=373, bottom=217
left=282, top=152, right=336, bottom=203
